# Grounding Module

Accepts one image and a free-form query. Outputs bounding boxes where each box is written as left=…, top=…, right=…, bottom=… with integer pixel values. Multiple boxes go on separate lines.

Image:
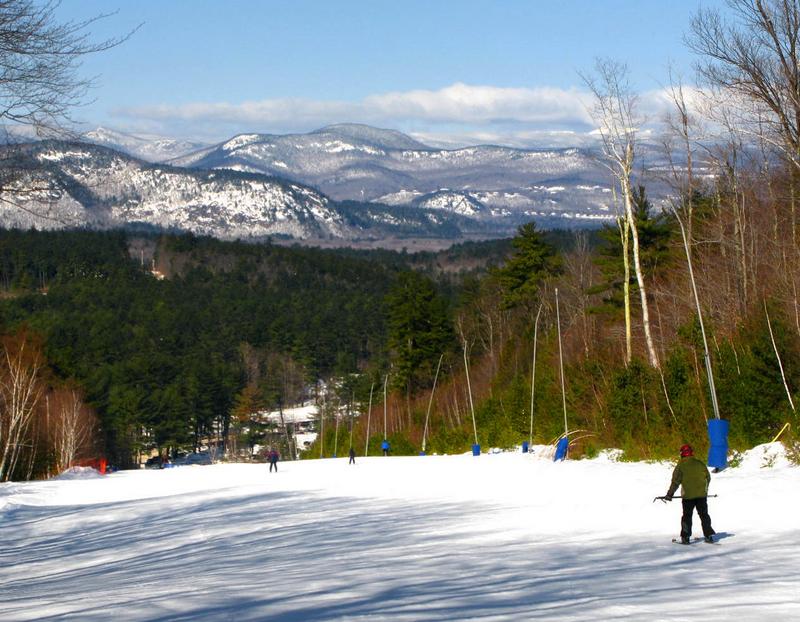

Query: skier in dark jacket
left=349, top=447, right=356, bottom=464
left=665, top=444, right=716, bottom=543
left=268, top=448, right=279, bottom=472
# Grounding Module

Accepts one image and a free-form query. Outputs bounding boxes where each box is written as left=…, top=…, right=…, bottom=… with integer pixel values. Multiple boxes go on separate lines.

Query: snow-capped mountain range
left=0, top=124, right=618, bottom=242
left=84, top=127, right=209, bottom=164
left=168, top=124, right=615, bottom=222
left=0, top=141, right=478, bottom=241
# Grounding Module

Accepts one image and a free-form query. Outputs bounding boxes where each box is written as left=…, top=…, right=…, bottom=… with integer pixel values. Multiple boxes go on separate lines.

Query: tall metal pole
left=422, top=353, right=444, bottom=454
left=464, top=339, right=478, bottom=445
left=556, top=289, right=568, bottom=437
left=674, top=208, right=720, bottom=419
left=383, top=373, right=389, bottom=439
left=333, top=399, right=340, bottom=458
left=529, top=303, right=543, bottom=448
left=765, top=300, right=796, bottom=412
left=349, top=391, right=355, bottom=450
left=364, top=382, right=374, bottom=456
left=319, top=388, right=325, bottom=459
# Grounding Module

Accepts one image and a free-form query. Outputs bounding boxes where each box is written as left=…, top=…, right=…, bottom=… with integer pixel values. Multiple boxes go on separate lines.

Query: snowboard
left=672, top=536, right=718, bottom=545
left=671, top=531, right=731, bottom=545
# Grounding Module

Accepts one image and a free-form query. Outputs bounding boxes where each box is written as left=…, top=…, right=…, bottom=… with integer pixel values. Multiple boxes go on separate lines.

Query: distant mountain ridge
left=168, top=123, right=614, bottom=223
left=0, top=124, right=619, bottom=244
left=309, top=123, right=429, bottom=150
left=0, top=140, right=482, bottom=241
left=84, top=127, right=210, bottom=163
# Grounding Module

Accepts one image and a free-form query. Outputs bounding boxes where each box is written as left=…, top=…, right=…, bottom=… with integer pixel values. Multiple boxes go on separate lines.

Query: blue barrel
left=472, top=444, right=481, bottom=456
left=554, top=436, right=569, bottom=461
left=707, top=418, right=729, bottom=469
left=522, top=441, right=529, bottom=453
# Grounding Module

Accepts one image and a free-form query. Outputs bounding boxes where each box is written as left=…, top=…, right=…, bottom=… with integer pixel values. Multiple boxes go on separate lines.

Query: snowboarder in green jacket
left=665, top=444, right=716, bottom=544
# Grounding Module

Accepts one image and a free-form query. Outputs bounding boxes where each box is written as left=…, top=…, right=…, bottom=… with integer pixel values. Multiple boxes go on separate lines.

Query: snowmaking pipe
left=555, top=289, right=568, bottom=437
left=673, top=206, right=720, bottom=420
left=463, top=339, right=479, bottom=447
left=529, top=303, right=543, bottom=450
left=319, top=389, right=325, bottom=459
left=364, top=382, right=374, bottom=456
left=383, top=373, right=389, bottom=441
left=771, top=422, right=791, bottom=443
left=422, top=353, right=444, bottom=454
left=333, top=402, right=340, bottom=457
left=348, top=391, right=354, bottom=451
left=764, top=299, right=796, bottom=413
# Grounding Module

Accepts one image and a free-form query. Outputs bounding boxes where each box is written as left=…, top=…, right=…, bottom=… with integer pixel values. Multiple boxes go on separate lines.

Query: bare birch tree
left=614, top=195, right=633, bottom=364
left=50, top=388, right=95, bottom=474
left=0, top=0, right=136, bottom=217
left=0, top=0, right=134, bottom=134
left=562, top=231, right=597, bottom=360
left=582, top=59, right=660, bottom=368
left=661, top=69, right=703, bottom=242
left=0, top=336, right=43, bottom=481
left=689, top=1, right=800, bottom=327
left=688, top=0, right=800, bottom=169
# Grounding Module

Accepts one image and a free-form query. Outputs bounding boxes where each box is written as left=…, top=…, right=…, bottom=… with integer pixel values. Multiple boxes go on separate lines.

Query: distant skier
left=381, top=439, right=390, bottom=456
left=268, top=448, right=279, bottom=472
left=665, top=444, right=716, bottom=544
left=349, top=447, right=356, bottom=464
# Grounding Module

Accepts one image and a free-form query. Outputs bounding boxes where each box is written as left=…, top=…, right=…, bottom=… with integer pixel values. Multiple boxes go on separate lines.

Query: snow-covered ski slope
left=1, top=443, right=798, bottom=621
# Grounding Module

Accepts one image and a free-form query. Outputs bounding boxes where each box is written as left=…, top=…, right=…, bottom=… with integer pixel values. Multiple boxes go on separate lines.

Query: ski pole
left=653, top=494, right=718, bottom=503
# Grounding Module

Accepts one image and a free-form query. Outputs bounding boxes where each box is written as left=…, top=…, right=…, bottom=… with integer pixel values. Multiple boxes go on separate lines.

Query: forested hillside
left=1, top=186, right=797, bottom=481
left=328, top=181, right=798, bottom=462
left=0, top=232, right=372, bottom=472
left=0, top=229, right=513, bottom=476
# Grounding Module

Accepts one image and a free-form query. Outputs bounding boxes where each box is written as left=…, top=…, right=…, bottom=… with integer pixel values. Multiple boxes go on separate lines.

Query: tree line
left=0, top=229, right=485, bottom=476
left=318, top=0, right=800, bottom=461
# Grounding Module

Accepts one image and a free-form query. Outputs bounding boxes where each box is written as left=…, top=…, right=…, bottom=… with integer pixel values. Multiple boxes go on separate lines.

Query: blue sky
left=56, top=0, right=724, bottom=146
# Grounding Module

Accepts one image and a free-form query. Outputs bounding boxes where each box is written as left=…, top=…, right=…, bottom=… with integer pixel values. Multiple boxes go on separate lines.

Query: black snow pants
left=269, top=461, right=277, bottom=472
left=681, top=497, right=714, bottom=539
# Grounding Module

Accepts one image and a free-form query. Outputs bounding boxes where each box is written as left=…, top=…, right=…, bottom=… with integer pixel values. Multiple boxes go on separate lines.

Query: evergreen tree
left=386, top=271, right=454, bottom=391
left=590, top=186, right=673, bottom=316
left=493, top=222, right=561, bottom=308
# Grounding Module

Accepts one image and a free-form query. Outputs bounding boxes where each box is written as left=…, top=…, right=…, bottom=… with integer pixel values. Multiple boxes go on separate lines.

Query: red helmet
left=680, top=444, right=693, bottom=457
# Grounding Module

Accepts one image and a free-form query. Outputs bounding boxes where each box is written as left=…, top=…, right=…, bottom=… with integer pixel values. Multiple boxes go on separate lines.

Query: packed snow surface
left=1, top=444, right=798, bottom=621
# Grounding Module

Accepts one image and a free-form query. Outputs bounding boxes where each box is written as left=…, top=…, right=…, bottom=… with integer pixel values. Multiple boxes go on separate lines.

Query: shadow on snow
left=1, top=486, right=797, bottom=621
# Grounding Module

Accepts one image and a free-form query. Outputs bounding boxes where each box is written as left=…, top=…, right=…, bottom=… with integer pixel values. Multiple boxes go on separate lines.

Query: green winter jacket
left=667, top=456, right=711, bottom=500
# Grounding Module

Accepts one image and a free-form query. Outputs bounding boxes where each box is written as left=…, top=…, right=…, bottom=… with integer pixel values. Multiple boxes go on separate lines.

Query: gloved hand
left=665, top=494, right=673, bottom=502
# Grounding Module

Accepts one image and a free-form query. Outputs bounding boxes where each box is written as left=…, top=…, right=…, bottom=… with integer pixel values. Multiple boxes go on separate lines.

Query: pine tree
left=386, top=271, right=454, bottom=391
left=591, top=186, right=673, bottom=315
left=494, top=222, right=561, bottom=308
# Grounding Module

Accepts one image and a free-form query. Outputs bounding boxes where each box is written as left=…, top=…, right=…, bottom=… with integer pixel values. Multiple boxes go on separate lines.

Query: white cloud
left=112, top=83, right=595, bottom=141
left=110, top=82, right=699, bottom=147
left=362, top=83, right=594, bottom=125
left=638, top=85, right=707, bottom=121
left=408, top=129, right=598, bottom=150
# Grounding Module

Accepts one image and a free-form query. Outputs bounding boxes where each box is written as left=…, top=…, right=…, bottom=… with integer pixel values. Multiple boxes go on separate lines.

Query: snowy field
left=1, top=444, right=798, bottom=621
